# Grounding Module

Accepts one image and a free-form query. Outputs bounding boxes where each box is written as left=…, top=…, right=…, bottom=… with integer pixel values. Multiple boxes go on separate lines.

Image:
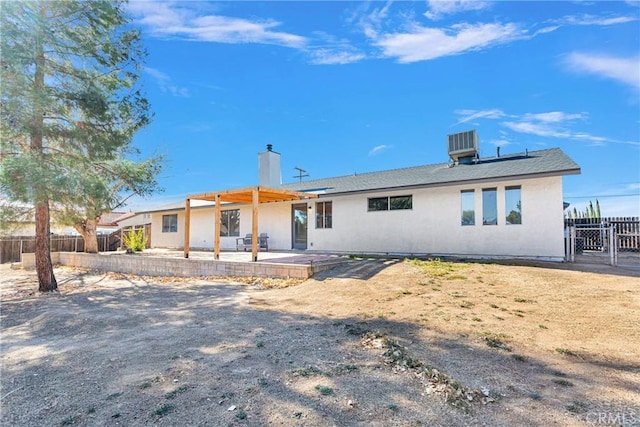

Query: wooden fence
left=0, top=232, right=121, bottom=264
left=565, top=217, right=639, bottom=252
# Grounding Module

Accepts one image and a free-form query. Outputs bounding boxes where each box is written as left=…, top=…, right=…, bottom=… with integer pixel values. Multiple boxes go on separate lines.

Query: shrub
left=123, top=229, right=148, bottom=252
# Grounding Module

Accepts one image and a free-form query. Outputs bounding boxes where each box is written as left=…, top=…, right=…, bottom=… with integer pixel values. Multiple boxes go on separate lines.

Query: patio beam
left=214, top=194, right=221, bottom=260
left=252, top=188, right=258, bottom=262
left=184, top=198, right=191, bottom=258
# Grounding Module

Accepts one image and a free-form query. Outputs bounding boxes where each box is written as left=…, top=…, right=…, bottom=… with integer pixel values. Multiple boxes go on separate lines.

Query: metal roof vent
left=448, top=130, right=479, bottom=163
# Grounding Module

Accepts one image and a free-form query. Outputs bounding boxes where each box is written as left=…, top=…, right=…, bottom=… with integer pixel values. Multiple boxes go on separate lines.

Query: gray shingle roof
left=282, top=148, right=580, bottom=195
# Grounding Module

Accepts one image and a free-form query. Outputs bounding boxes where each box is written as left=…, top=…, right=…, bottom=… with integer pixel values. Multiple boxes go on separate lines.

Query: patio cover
left=184, top=186, right=318, bottom=261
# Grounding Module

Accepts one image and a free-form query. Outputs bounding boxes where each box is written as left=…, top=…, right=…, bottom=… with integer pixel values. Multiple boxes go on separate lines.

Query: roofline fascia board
left=312, top=169, right=581, bottom=198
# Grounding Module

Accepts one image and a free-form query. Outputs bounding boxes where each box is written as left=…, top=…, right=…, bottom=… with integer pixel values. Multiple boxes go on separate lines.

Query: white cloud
left=564, top=52, right=640, bottom=90
left=374, top=22, right=523, bottom=63
left=424, top=0, right=491, bottom=20
left=487, top=138, right=511, bottom=148
left=502, top=111, right=588, bottom=141
left=502, top=120, right=571, bottom=139
left=144, top=67, right=189, bottom=97
left=454, top=108, right=640, bottom=147
left=454, top=109, right=507, bottom=125
left=521, top=112, right=587, bottom=123
left=357, top=1, right=394, bottom=39
left=129, top=1, right=307, bottom=48
left=308, top=49, right=366, bottom=65
left=306, top=32, right=366, bottom=65
left=502, top=111, right=640, bottom=146
left=554, top=14, right=638, bottom=26
left=369, top=145, right=392, bottom=156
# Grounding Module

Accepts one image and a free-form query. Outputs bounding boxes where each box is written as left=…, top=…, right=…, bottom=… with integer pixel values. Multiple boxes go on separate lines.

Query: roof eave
left=313, top=168, right=581, bottom=197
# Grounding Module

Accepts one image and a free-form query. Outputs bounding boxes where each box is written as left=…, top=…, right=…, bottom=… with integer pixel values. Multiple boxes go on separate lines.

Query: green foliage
left=0, top=0, right=162, bottom=262
left=407, top=258, right=466, bottom=278
left=566, top=199, right=602, bottom=219
left=314, top=385, right=334, bottom=396
left=122, top=228, right=148, bottom=252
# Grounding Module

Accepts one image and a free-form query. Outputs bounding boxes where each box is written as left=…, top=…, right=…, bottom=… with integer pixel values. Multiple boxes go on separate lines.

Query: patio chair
left=259, top=233, right=269, bottom=251
left=236, top=233, right=252, bottom=251
left=235, top=233, right=269, bottom=251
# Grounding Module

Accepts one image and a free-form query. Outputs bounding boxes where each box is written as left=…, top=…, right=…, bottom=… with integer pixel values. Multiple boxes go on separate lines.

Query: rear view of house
left=144, top=132, right=580, bottom=261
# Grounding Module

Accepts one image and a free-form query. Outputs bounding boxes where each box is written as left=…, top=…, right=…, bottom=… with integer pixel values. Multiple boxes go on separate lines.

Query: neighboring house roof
left=113, top=212, right=137, bottom=224
left=282, top=148, right=580, bottom=195
left=98, top=211, right=128, bottom=227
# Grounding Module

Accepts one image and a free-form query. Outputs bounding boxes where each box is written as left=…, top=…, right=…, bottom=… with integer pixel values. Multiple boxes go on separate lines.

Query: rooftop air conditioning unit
left=447, top=130, right=479, bottom=163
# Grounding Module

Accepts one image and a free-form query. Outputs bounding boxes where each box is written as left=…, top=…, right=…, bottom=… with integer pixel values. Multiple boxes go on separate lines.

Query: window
left=505, top=186, right=522, bottom=225
left=220, top=209, right=240, bottom=237
left=316, top=201, right=332, bottom=229
left=162, top=214, right=177, bottom=233
left=368, top=197, right=389, bottom=211
left=390, top=195, right=412, bottom=210
left=368, top=195, right=412, bottom=211
left=461, top=190, right=475, bottom=226
left=482, top=188, right=497, bottom=225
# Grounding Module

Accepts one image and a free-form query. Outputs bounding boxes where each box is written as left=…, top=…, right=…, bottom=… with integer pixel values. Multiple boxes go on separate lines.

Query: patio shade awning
left=188, top=186, right=318, bottom=204
left=184, top=186, right=318, bottom=261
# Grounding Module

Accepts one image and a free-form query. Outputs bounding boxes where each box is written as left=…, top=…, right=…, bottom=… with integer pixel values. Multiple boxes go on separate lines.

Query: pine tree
left=1, top=1, right=159, bottom=291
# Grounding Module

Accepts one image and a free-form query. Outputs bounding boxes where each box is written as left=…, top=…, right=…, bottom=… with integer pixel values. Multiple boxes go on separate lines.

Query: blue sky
left=125, top=1, right=640, bottom=216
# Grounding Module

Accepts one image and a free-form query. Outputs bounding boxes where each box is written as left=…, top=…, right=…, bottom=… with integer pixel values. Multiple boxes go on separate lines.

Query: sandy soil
left=1, top=259, right=638, bottom=426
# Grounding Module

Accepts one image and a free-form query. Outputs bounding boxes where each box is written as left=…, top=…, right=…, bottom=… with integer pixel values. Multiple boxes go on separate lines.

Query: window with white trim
left=482, top=188, right=497, bottom=225
left=461, top=190, right=475, bottom=226
left=505, top=186, right=522, bottom=225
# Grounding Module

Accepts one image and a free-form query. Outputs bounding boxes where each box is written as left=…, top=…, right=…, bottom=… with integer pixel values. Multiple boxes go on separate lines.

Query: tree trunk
left=74, top=218, right=99, bottom=253
left=32, top=4, right=57, bottom=292
left=35, top=201, right=57, bottom=292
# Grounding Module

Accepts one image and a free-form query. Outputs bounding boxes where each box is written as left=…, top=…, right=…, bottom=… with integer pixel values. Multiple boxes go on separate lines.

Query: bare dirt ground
left=1, top=259, right=638, bottom=426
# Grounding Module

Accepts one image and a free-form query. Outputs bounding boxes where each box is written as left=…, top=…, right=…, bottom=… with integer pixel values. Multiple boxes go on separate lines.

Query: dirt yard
left=1, top=259, right=638, bottom=426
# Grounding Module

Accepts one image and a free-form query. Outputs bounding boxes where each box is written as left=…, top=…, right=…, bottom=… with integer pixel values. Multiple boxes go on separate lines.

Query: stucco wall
left=148, top=175, right=565, bottom=260
left=306, top=176, right=565, bottom=259
left=151, top=204, right=295, bottom=251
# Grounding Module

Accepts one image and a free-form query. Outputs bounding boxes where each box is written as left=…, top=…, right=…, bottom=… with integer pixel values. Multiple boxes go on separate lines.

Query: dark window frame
left=368, top=195, right=412, bottom=212
left=390, top=195, right=412, bottom=210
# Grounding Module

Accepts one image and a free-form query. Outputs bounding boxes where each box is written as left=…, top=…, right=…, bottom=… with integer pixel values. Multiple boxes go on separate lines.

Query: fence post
left=609, top=225, right=617, bottom=267
left=570, top=226, right=576, bottom=263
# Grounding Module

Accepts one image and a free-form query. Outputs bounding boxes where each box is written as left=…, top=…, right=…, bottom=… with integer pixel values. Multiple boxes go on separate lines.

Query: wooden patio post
left=252, top=188, right=259, bottom=262
left=214, top=194, right=221, bottom=260
left=184, top=198, right=191, bottom=258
